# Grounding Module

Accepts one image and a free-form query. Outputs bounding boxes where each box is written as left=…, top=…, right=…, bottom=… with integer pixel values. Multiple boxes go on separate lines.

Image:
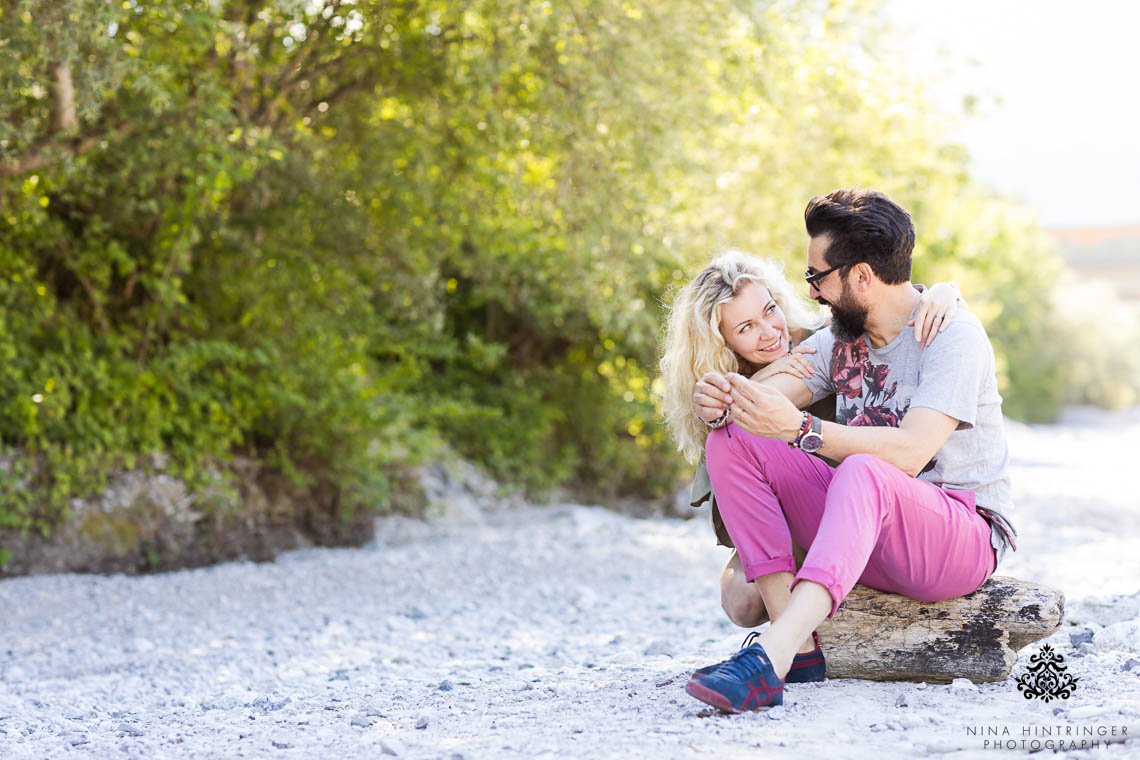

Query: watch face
left=801, top=433, right=823, bottom=453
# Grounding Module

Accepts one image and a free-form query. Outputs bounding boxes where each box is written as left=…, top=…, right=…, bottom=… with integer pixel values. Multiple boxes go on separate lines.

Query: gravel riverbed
left=2, top=407, right=1139, bottom=759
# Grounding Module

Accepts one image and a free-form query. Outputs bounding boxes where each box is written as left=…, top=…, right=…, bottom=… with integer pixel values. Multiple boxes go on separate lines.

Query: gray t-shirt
left=799, top=302, right=1017, bottom=565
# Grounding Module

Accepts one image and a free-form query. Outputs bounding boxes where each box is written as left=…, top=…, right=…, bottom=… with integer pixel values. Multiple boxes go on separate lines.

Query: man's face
left=807, top=234, right=868, bottom=343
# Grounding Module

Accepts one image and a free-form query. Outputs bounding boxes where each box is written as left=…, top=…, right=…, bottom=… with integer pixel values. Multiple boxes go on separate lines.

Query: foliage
left=0, top=0, right=1130, bottom=560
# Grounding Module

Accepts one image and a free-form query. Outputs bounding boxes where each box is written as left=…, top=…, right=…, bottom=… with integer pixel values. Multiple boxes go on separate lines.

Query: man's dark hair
left=804, top=188, right=915, bottom=284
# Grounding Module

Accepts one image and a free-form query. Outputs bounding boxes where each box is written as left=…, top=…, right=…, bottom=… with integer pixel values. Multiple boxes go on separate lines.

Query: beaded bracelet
left=789, top=411, right=811, bottom=449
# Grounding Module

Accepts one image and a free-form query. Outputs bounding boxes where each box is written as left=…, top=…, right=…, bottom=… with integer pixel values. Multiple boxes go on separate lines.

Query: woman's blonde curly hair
left=658, top=250, right=825, bottom=464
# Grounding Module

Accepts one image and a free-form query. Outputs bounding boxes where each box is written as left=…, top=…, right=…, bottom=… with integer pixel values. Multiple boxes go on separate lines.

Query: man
left=684, top=188, right=1016, bottom=714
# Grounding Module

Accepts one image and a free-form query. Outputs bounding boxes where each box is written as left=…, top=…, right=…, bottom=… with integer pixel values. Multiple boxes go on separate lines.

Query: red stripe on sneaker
left=685, top=679, right=741, bottom=713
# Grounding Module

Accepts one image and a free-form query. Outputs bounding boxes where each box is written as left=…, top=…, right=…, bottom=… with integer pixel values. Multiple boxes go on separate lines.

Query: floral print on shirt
left=828, top=338, right=936, bottom=474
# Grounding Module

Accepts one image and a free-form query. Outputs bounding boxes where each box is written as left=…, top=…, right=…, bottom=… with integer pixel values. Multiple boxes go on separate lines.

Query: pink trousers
left=705, top=424, right=996, bottom=618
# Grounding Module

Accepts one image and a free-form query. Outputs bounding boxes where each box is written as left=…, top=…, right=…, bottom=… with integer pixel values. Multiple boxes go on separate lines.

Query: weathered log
left=815, top=575, right=1064, bottom=683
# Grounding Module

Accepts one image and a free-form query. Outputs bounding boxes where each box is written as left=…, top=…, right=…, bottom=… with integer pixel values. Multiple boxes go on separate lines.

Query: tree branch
left=0, top=122, right=129, bottom=179
left=252, top=55, right=345, bottom=127
left=51, top=62, right=79, bottom=133
left=298, top=73, right=381, bottom=122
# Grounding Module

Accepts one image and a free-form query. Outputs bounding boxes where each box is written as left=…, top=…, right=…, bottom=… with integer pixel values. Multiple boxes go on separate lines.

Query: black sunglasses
left=804, top=264, right=843, bottom=288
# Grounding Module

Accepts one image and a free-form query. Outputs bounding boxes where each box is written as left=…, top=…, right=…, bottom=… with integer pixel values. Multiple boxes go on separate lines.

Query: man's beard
left=818, top=283, right=868, bottom=343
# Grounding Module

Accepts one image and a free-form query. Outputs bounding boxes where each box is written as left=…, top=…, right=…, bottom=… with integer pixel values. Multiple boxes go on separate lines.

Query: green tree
left=2, top=0, right=1131, bottom=567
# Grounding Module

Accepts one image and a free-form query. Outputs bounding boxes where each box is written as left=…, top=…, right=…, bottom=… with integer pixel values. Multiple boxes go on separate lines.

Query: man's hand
left=726, top=373, right=803, bottom=441
left=693, top=371, right=733, bottom=422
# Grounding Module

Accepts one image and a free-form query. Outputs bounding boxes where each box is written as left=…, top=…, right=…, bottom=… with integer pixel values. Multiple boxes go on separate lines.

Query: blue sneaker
left=685, top=642, right=785, bottom=712
left=785, top=632, right=826, bottom=683
left=693, top=631, right=825, bottom=683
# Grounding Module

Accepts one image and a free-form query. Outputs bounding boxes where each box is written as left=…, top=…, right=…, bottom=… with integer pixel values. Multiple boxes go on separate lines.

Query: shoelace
left=714, top=642, right=772, bottom=682
left=737, top=630, right=818, bottom=657
left=731, top=630, right=808, bottom=659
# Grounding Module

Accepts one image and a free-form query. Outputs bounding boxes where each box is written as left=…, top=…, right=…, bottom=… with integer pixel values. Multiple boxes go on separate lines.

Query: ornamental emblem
left=1015, top=644, right=1079, bottom=702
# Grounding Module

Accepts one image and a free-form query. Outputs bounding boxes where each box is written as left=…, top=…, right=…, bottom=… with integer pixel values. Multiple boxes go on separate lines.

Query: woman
left=658, top=250, right=962, bottom=681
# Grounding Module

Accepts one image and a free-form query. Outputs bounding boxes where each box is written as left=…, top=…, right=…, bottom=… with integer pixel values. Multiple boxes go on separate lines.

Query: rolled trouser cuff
left=743, top=556, right=797, bottom=583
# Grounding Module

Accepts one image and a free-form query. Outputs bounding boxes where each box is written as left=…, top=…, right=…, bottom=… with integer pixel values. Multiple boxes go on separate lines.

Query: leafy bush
left=0, top=0, right=1123, bottom=565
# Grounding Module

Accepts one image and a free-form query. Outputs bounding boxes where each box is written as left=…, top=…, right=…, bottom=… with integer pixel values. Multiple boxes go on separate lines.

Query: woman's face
left=718, top=281, right=791, bottom=366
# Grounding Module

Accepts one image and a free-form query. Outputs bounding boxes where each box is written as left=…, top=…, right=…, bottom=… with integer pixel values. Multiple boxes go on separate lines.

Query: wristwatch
left=800, top=414, right=824, bottom=453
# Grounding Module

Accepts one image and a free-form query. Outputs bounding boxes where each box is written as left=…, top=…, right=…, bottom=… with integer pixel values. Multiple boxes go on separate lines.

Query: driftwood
left=815, top=575, right=1064, bottom=683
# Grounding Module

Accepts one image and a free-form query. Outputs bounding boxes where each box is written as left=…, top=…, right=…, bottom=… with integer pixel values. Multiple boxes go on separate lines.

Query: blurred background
left=2, top=0, right=1137, bottom=570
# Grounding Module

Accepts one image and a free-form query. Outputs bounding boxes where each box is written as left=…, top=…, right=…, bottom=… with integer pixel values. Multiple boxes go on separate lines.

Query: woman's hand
left=910, top=281, right=965, bottom=347
left=750, top=346, right=817, bottom=382
left=693, top=371, right=733, bottom=422
left=725, top=373, right=801, bottom=440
